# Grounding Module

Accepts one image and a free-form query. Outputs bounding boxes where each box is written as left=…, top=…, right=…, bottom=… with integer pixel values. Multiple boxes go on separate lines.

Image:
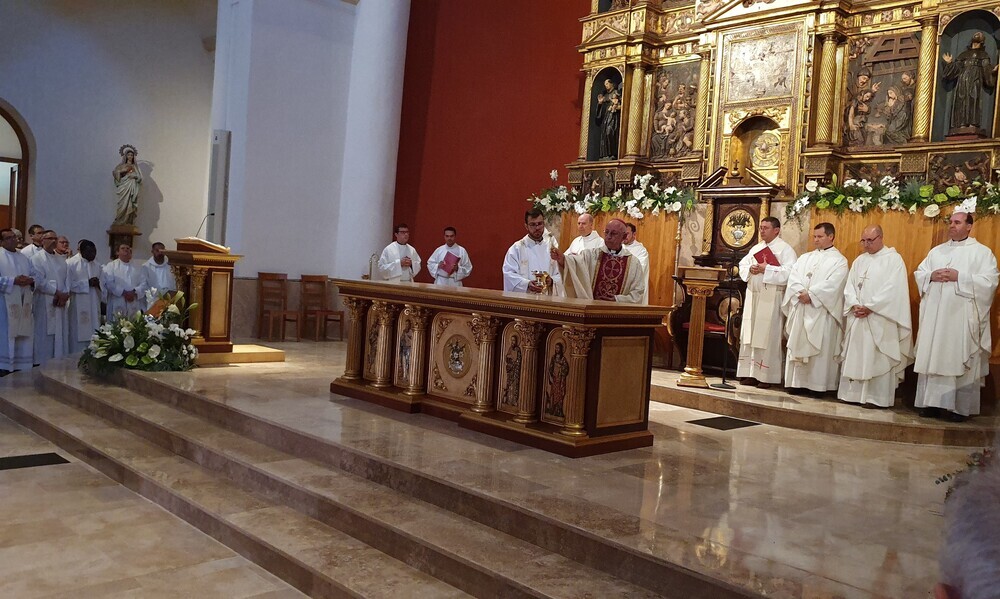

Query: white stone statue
left=113, top=144, right=142, bottom=226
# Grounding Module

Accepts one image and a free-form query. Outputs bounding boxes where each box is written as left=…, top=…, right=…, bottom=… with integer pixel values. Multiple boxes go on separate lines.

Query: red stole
left=593, top=252, right=629, bottom=301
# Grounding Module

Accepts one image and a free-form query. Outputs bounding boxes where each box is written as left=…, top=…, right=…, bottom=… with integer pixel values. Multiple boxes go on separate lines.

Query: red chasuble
left=592, top=253, right=629, bottom=301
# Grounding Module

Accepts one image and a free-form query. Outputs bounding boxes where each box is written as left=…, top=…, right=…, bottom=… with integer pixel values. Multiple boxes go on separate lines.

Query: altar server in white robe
left=67, top=240, right=103, bottom=353
left=103, top=244, right=147, bottom=319
left=0, top=228, right=35, bottom=374
left=378, top=224, right=422, bottom=282
left=566, top=213, right=604, bottom=255
left=426, top=226, right=473, bottom=287
left=838, top=225, right=913, bottom=407
left=31, top=230, right=71, bottom=365
left=913, top=211, right=999, bottom=421
left=624, top=223, right=650, bottom=304
left=737, top=217, right=797, bottom=388
left=144, top=242, right=176, bottom=300
left=552, top=218, right=646, bottom=303
left=782, top=222, right=848, bottom=393
left=502, top=208, right=563, bottom=295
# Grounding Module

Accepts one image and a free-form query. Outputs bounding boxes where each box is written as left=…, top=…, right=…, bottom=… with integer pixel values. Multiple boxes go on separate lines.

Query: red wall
left=394, top=0, right=589, bottom=290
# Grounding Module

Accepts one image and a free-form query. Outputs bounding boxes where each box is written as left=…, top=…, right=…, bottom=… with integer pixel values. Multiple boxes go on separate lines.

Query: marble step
left=92, top=366, right=760, bottom=599
left=37, top=366, right=673, bottom=599
left=0, top=376, right=471, bottom=599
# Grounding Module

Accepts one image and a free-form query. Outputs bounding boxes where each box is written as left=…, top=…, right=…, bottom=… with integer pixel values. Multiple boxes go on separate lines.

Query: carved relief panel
left=426, top=313, right=481, bottom=404
left=842, top=33, right=919, bottom=149
left=649, top=60, right=700, bottom=161
left=540, top=328, right=571, bottom=426
left=496, top=322, right=524, bottom=416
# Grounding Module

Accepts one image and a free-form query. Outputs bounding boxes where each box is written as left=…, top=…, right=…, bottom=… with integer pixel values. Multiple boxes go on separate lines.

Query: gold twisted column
left=579, top=74, right=594, bottom=160
left=371, top=301, right=400, bottom=388
left=470, top=314, right=501, bottom=413
left=814, top=33, right=840, bottom=145
left=911, top=16, right=938, bottom=142
left=402, top=305, right=433, bottom=396
left=693, top=49, right=712, bottom=154
left=188, top=268, right=208, bottom=341
left=678, top=281, right=721, bottom=388
left=512, top=319, right=546, bottom=424
left=342, top=297, right=371, bottom=381
left=560, top=326, right=596, bottom=437
left=626, top=64, right=647, bottom=157
left=700, top=200, right=714, bottom=256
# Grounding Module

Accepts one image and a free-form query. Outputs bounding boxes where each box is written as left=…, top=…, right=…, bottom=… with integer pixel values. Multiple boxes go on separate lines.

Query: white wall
left=213, top=0, right=410, bottom=278
left=0, top=0, right=216, bottom=258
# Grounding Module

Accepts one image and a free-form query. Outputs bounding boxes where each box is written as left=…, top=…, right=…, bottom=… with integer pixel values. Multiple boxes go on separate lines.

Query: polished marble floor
left=136, top=339, right=975, bottom=599
left=0, top=415, right=304, bottom=599
left=0, top=339, right=981, bottom=598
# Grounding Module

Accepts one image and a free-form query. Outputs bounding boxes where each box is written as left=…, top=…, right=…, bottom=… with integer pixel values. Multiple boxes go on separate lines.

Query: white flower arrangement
left=528, top=170, right=696, bottom=220
left=79, top=291, right=199, bottom=376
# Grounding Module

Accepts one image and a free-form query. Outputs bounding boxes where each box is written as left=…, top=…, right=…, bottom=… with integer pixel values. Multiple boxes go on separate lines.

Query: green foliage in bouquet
left=78, top=291, right=199, bottom=377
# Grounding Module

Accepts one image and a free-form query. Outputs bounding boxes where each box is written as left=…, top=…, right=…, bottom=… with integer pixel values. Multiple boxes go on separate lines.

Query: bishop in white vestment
left=426, top=227, right=472, bottom=287
left=67, top=240, right=104, bottom=353
left=913, top=212, right=999, bottom=420
left=553, top=219, right=646, bottom=303
left=31, top=232, right=71, bottom=366
left=103, top=244, right=147, bottom=320
left=0, top=229, right=34, bottom=373
left=624, top=223, right=650, bottom=304
left=838, top=226, right=913, bottom=407
left=566, top=213, right=604, bottom=255
left=782, top=223, right=848, bottom=392
left=502, top=209, right=563, bottom=295
left=737, top=217, right=797, bottom=386
left=378, top=224, right=421, bottom=282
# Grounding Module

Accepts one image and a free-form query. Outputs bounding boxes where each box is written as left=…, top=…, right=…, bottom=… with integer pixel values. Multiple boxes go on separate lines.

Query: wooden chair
left=300, top=275, right=344, bottom=341
left=257, top=272, right=300, bottom=341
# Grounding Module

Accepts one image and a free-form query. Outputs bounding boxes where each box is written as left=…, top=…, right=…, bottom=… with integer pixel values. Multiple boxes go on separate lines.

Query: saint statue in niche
left=595, top=79, right=622, bottom=160
left=113, top=144, right=142, bottom=226
left=942, top=31, right=998, bottom=135
left=543, top=342, right=570, bottom=418
left=501, top=335, right=522, bottom=407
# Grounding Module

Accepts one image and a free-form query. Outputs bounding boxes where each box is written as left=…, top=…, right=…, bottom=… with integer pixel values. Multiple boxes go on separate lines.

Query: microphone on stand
left=194, top=212, right=216, bottom=238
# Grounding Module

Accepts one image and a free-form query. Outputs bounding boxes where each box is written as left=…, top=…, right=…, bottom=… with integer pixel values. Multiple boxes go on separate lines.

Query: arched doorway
left=0, top=102, right=29, bottom=233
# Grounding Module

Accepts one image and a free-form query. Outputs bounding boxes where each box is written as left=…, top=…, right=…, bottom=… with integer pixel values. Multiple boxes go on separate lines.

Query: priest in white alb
left=623, top=222, right=650, bottom=304
left=103, top=244, right=147, bottom=319
left=782, top=222, right=848, bottom=394
left=30, top=230, right=71, bottom=366
left=378, top=223, right=422, bottom=282
left=737, top=217, right=797, bottom=388
left=67, top=240, right=104, bottom=353
left=913, top=210, right=999, bottom=421
left=551, top=218, right=646, bottom=303
left=426, top=226, right=473, bottom=287
left=565, top=213, right=603, bottom=255
left=0, top=228, right=35, bottom=374
left=144, top=241, right=176, bottom=301
left=503, top=208, right=564, bottom=295
left=838, top=225, right=913, bottom=407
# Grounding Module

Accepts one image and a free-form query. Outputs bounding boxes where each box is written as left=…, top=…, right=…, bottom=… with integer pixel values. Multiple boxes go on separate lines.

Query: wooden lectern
left=676, top=266, right=725, bottom=388
left=165, top=238, right=242, bottom=354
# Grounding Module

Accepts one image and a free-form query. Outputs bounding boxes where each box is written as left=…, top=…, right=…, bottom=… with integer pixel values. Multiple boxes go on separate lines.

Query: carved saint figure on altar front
left=543, top=342, right=570, bottom=418
left=501, top=334, right=522, bottom=407
left=595, top=79, right=622, bottom=160
left=397, top=319, right=413, bottom=381
left=942, top=32, right=998, bottom=135
left=365, top=320, right=379, bottom=375
left=113, top=144, right=142, bottom=226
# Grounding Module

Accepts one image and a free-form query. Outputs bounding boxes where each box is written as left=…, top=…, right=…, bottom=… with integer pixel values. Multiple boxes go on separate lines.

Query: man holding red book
left=737, top=216, right=797, bottom=389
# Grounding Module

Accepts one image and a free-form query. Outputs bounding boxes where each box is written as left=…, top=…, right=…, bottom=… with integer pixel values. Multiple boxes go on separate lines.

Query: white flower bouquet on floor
left=79, top=291, right=199, bottom=376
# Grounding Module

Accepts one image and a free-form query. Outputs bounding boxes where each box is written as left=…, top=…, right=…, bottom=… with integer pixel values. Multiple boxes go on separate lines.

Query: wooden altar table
left=330, top=279, right=668, bottom=457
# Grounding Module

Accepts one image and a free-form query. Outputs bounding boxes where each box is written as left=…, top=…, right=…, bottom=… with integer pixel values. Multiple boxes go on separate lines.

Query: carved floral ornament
left=727, top=106, right=787, bottom=128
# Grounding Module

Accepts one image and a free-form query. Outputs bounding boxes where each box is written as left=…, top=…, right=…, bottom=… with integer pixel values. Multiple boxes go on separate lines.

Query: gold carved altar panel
left=540, top=328, right=570, bottom=427
left=596, top=336, right=649, bottom=427
left=427, top=313, right=480, bottom=404
left=363, top=311, right=379, bottom=382
left=496, top=322, right=522, bottom=417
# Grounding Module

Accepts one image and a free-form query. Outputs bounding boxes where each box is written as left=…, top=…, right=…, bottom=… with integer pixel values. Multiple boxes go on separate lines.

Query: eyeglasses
left=42, top=237, right=57, bottom=242
left=859, top=235, right=882, bottom=245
